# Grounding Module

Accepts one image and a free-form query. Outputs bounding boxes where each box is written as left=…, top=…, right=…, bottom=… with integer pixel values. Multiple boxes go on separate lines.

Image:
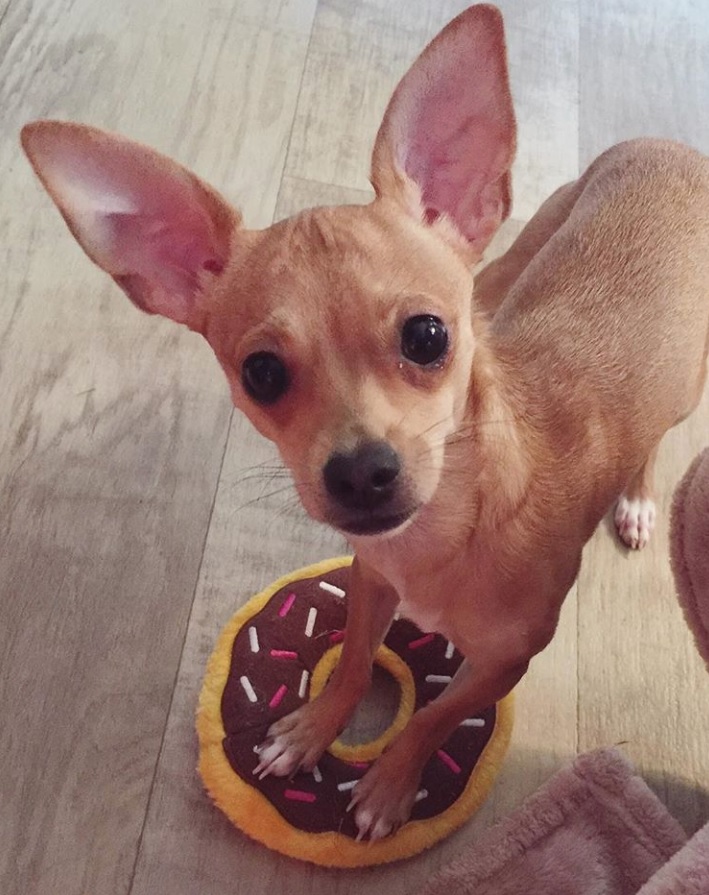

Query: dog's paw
left=614, top=495, right=656, bottom=550
left=348, top=749, right=421, bottom=841
left=253, top=703, right=338, bottom=779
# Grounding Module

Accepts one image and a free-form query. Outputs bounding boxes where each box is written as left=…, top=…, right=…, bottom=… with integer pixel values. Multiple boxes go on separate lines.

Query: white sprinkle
left=445, top=641, right=455, bottom=659
left=312, top=765, right=323, bottom=783
left=426, top=674, right=452, bottom=684
left=461, top=718, right=486, bottom=728
left=305, top=607, right=318, bottom=638
left=298, top=670, right=309, bottom=699
left=248, top=626, right=259, bottom=653
left=319, top=580, right=346, bottom=598
left=337, top=779, right=359, bottom=792
left=393, top=611, right=401, bottom=621
left=240, top=675, right=257, bottom=703
left=415, top=789, right=429, bottom=803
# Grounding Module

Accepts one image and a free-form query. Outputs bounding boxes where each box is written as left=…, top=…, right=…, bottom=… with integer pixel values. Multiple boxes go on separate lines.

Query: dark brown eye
left=241, top=352, right=289, bottom=404
left=401, top=315, right=448, bottom=366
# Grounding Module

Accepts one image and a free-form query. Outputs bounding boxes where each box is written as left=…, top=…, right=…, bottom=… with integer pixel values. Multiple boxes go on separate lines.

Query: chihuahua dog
left=22, top=5, right=709, bottom=841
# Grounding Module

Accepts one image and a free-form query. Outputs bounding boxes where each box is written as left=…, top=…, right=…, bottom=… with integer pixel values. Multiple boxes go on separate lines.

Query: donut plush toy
left=197, top=557, right=514, bottom=867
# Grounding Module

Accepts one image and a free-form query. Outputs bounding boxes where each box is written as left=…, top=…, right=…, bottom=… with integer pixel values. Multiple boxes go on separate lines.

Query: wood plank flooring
left=1, top=1, right=708, bottom=893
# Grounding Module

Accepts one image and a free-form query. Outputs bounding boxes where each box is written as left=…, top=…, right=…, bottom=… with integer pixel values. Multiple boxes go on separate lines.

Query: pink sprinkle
left=279, top=592, right=296, bottom=617
left=329, top=630, right=345, bottom=644
left=284, top=789, right=317, bottom=803
left=437, top=749, right=462, bottom=774
left=270, top=649, right=298, bottom=660
left=347, top=761, right=369, bottom=769
left=409, top=633, right=435, bottom=650
left=269, top=684, right=288, bottom=709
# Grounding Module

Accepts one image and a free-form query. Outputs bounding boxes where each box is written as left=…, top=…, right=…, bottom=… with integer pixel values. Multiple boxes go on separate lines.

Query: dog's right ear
left=371, top=4, right=516, bottom=258
left=21, top=121, right=239, bottom=332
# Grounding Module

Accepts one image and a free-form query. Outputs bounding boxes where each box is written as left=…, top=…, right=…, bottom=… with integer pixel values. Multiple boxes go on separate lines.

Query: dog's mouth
left=331, top=507, right=419, bottom=537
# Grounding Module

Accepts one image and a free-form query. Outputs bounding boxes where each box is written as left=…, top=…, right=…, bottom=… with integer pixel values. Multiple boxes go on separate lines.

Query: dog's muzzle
left=322, top=440, right=417, bottom=535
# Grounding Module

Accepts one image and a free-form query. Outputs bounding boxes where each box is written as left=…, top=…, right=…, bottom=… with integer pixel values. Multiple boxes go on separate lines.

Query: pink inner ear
left=100, top=209, right=226, bottom=320
left=372, top=6, right=515, bottom=251
left=402, top=72, right=512, bottom=246
left=23, top=123, right=233, bottom=326
left=106, top=211, right=223, bottom=280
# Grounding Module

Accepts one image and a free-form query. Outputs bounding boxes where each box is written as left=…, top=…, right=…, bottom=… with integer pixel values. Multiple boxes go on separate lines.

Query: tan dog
left=21, top=5, right=709, bottom=841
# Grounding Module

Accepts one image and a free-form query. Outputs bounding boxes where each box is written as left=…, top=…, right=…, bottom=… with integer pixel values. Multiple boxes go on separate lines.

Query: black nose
left=323, top=441, right=401, bottom=510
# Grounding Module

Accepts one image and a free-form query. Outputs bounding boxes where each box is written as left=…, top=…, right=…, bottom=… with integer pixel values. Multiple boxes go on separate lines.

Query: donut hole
left=339, top=665, right=401, bottom=748
left=310, top=642, right=415, bottom=761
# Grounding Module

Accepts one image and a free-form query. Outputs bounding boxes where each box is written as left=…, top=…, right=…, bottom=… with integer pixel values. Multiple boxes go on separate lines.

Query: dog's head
left=21, top=5, right=516, bottom=538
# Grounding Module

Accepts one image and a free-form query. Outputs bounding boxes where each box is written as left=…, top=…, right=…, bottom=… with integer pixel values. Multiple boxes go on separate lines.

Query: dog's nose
left=323, top=441, right=401, bottom=510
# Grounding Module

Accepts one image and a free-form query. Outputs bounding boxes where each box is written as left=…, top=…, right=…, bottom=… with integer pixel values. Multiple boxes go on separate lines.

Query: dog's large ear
left=21, top=121, right=238, bottom=331
left=371, top=4, right=516, bottom=256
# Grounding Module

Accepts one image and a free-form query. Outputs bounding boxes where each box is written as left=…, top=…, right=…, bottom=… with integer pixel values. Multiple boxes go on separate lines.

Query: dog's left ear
left=371, top=4, right=516, bottom=257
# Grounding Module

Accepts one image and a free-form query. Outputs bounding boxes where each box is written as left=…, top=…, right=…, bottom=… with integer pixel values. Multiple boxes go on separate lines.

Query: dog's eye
left=241, top=352, right=289, bottom=404
left=401, top=315, right=448, bottom=366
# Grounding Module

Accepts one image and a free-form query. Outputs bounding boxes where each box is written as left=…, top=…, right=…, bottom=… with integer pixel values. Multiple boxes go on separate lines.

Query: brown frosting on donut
left=220, top=566, right=496, bottom=838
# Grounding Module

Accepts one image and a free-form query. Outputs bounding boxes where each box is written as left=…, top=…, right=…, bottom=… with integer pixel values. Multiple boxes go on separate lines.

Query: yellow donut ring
left=197, top=556, right=514, bottom=868
left=309, top=642, right=416, bottom=763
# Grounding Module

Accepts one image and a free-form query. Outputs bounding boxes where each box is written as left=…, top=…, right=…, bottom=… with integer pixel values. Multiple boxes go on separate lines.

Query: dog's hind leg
left=614, top=445, right=659, bottom=550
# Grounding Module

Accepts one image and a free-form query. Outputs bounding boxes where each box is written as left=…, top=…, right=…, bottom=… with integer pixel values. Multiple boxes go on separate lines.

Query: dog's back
left=471, top=139, right=709, bottom=548
left=483, top=140, right=709, bottom=455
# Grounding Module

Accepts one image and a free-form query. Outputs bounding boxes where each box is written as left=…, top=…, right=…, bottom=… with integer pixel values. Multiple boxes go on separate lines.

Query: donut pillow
left=197, top=557, right=514, bottom=867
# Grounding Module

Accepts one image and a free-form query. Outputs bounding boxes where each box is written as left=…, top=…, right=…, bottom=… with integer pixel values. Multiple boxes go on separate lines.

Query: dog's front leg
left=349, top=649, right=529, bottom=841
left=254, top=556, right=398, bottom=778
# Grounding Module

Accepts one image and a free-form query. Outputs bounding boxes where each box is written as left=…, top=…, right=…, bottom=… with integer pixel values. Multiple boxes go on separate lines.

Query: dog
left=21, top=4, right=709, bottom=842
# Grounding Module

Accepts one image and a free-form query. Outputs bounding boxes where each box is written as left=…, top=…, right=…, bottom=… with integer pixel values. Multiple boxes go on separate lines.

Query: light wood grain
left=0, top=2, right=316, bottom=895
left=496, top=0, right=580, bottom=220
left=580, top=0, right=709, bottom=168
left=3, top=1, right=709, bottom=894
left=276, top=174, right=374, bottom=220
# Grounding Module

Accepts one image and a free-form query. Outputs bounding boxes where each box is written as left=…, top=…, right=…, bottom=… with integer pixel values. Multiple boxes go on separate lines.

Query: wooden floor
left=1, top=1, right=709, bottom=893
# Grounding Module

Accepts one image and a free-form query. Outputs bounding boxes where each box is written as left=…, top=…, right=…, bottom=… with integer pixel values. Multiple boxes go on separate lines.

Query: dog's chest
left=397, top=592, right=445, bottom=636
left=364, top=542, right=496, bottom=647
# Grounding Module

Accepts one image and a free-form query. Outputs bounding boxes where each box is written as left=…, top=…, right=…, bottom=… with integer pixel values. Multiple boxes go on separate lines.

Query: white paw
left=354, top=810, right=395, bottom=843
left=252, top=737, right=303, bottom=779
left=253, top=703, right=337, bottom=779
left=614, top=495, right=656, bottom=550
left=347, top=749, right=420, bottom=841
